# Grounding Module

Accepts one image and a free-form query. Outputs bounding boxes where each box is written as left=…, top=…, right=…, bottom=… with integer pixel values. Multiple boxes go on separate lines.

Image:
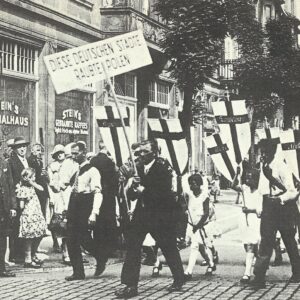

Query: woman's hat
left=64, top=142, right=76, bottom=157
left=51, top=144, right=65, bottom=157
left=11, top=136, right=30, bottom=148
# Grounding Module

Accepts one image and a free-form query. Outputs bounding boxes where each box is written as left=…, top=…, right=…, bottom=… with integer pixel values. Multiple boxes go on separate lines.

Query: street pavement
left=2, top=190, right=300, bottom=299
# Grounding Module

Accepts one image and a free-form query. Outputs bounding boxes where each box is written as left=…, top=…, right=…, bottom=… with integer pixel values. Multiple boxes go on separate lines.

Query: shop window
left=114, top=73, right=136, bottom=98
left=0, top=39, right=37, bottom=75
left=148, top=80, right=169, bottom=106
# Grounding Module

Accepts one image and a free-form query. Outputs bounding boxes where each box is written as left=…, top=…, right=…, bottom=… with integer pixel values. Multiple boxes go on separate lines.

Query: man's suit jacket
left=0, top=158, right=17, bottom=235
left=135, top=157, right=177, bottom=225
left=8, top=152, right=26, bottom=187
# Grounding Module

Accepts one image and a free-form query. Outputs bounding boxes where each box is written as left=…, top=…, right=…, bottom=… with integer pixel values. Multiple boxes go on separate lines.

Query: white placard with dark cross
left=94, top=105, right=132, bottom=167
left=280, top=129, right=300, bottom=180
left=148, top=118, right=189, bottom=176
left=212, top=100, right=250, bottom=164
left=203, top=133, right=237, bottom=182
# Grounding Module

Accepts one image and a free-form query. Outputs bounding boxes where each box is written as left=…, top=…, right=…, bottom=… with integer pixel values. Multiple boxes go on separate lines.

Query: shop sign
left=0, top=100, right=29, bottom=127
left=55, top=108, right=88, bottom=135
left=44, top=30, right=152, bottom=94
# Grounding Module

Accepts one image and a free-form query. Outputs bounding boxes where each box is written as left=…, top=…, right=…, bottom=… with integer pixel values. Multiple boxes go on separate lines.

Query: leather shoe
left=94, top=264, right=105, bottom=277
left=184, top=273, right=192, bottom=281
left=0, top=271, right=16, bottom=278
left=65, top=274, right=85, bottom=281
left=167, top=281, right=184, bottom=292
left=115, top=286, right=138, bottom=298
left=288, top=275, right=300, bottom=283
left=248, top=278, right=266, bottom=289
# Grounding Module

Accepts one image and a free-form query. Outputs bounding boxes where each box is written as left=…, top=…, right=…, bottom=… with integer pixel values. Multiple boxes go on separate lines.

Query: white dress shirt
left=74, top=161, right=103, bottom=215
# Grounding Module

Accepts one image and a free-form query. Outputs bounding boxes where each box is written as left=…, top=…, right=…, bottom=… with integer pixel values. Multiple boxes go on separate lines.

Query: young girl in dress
left=231, top=160, right=262, bottom=283
left=16, top=168, right=47, bottom=268
left=184, top=173, right=217, bottom=279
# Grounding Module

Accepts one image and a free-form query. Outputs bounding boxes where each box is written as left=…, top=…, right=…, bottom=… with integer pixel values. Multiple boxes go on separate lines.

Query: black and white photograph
left=0, top=1, right=300, bottom=299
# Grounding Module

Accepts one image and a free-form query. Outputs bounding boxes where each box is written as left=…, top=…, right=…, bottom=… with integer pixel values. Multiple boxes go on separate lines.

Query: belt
left=263, top=195, right=281, bottom=204
left=71, top=192, right=93, bottom=197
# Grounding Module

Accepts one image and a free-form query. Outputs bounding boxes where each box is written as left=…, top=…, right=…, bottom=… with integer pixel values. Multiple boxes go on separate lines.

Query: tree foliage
left=155, top=0, right=300, bottom=126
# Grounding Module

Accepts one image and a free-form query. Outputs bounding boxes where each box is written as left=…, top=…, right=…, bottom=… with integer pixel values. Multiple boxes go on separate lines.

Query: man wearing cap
left=8, top=136, right=30, bottom=262
left=0, top=139, right=17, bottom=277
left=249, top=139, right=300, bottom=289
left=115, top=139, right=185, bottom=299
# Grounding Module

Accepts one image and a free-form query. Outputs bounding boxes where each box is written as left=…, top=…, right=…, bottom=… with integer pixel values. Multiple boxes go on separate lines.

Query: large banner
left=203, top=133, right=237, bottom=182
left=44, top=30, right=152, bottom=94
left=94, top=105, right=132, bottom=167
left=148, top=118, right=188, bottom=176
left=212, top=100, right=250, bottom=164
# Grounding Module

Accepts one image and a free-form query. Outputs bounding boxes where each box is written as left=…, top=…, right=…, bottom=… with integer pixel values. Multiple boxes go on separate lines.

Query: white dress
left=238, top=185, right=262, bottom=245
left=48, top=161, right=65, bottom=214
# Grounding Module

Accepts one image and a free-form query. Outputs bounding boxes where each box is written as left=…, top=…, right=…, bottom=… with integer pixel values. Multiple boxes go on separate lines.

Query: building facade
left=0, top=0, right=182, bottom=166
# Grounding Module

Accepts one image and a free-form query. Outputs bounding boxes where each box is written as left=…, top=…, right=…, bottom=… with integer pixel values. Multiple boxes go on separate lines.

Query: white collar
left=144, top=159, right=155, bottom=173
left=17, top=154, right=27, bottom=161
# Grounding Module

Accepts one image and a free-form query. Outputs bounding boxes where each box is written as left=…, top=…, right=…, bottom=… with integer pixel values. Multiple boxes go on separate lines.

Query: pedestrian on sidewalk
left=65, top=142, right=103, bottom=281
left=115, top=139, right=185, bottom=299
left=16, top=168, right=47, bottom=268
left=231, top=161, right=262, bottom=284
left=8, top=136, right=30, bottom=263
left=48, top=144, right=70, bottom=265
left=0, top=142, right=17, bottom=277
left=183, top=173, right=217, bottom=280
left=249, top=139, right=300, bottom=289
left=210, top=174, right=220, bottom=203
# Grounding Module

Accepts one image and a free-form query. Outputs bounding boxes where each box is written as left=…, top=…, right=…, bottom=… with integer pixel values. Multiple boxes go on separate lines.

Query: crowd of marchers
left=0, top=136, right=299, bottom=299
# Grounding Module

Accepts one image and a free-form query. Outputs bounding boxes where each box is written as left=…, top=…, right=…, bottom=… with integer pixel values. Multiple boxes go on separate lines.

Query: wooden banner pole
left=101, top=62, right=138, bottom=176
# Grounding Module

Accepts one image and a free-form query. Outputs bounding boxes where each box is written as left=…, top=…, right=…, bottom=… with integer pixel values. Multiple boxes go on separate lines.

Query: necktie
left=73, top=170, right=80, bottom=193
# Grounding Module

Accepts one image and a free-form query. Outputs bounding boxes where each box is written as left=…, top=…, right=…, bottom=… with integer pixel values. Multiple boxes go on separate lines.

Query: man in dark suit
left=0, top=140, right=17, bottom=277
left=115, top=139, right=185, bottom=299
left=90, top=141, right=119, bottom=276
left=8, top=136, right=30, bottom=262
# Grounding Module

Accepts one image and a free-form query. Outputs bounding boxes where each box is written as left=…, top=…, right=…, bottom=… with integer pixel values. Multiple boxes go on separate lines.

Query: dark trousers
left=121, top=211, right=184, bottom=287
left=254, top=196, right=300, bottom=280
left=0, top=234, right=6, bottom=272
left=94, top=217, right=117, bottom=268
left=9, top=211, right=23, bottom=261
left=67, top=193, right=98, bottom=276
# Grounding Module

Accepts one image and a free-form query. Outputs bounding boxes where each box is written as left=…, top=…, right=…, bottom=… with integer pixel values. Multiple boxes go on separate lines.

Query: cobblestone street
left=2, top=197, right=300, bottom=300
left=1, top=268, right=300, bottom=300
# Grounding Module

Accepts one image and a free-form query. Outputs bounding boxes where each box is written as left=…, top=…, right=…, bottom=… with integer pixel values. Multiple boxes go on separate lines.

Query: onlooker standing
left=27, top=143, right=49, bottom=219
left=0, top=141, right=17, bottom=277
left=90, top=141, right=119, bottom=277
left=8, top=136, right=30, bottom=263
left=48, top=144, right=69, bottom=263
left=210, top=174, right=220, bottom=203
left=16, top=168, right=47, bottom=268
